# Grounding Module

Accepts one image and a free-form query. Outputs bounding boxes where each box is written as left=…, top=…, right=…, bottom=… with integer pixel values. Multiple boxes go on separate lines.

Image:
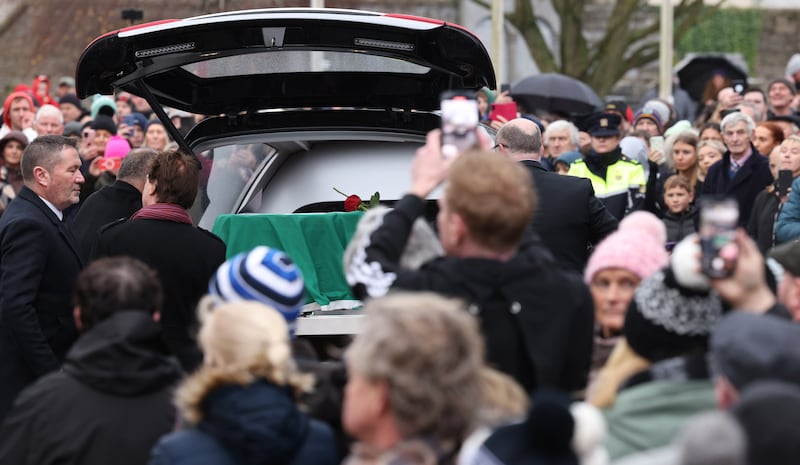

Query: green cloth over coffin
left=212, top=212, right=364, bottom=307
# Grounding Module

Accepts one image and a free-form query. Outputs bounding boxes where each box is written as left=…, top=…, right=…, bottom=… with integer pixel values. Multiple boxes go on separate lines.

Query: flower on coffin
left=333, top=187, right=381, bottom=212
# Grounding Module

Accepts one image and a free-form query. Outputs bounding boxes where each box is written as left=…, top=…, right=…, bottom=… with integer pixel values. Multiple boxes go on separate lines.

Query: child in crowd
left=661, top=175, right=699, bottom=248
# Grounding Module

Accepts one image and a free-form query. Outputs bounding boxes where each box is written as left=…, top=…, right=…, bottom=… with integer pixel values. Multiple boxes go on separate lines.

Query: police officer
left=568, top=112, right=646, bottom=220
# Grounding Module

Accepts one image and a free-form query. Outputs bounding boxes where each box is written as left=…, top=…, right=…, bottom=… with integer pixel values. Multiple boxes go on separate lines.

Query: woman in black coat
left=91, top=150, right=226, bottom=371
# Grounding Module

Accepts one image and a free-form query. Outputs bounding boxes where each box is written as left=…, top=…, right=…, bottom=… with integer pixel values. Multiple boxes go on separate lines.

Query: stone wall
left=757, top=9, right=800, bottom=82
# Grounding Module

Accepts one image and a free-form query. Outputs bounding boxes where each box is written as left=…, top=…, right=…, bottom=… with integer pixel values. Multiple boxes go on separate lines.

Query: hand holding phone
left=489, top=102, right=518, bottom=123
left=778, top=169, right=793, bottom=197
left=441, top=91, right=479, bottom=158
left=649, top=136, right=665, bottom=164
left=92, top=157, right=122, bottom=175
left=700, top=197, right=739, bottom=278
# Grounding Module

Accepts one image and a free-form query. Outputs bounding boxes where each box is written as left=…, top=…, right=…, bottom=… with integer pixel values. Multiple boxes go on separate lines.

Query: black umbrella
left=676, top=53, right=748, bottom=102
left=510, top=73, right=603, bottom=115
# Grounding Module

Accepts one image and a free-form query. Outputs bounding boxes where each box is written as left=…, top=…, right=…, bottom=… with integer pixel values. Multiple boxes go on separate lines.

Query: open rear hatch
left=75, top=8, right=496, bottom=152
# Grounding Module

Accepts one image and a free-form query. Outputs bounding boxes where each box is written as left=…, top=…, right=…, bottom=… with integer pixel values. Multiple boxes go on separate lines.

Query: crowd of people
left=0, top=54, right=798, bottom=465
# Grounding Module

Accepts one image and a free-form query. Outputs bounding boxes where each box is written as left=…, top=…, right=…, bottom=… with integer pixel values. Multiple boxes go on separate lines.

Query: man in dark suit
left=703, top=112, right=774, bottom=227
left=71, top=147, right=156, bottom=261
left=495, top=118, right=619, bottom=273
left=0, top=135, right=85, bottom=421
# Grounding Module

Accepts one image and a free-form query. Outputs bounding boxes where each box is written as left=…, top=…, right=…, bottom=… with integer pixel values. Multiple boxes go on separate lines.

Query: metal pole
left=311, top=0, right=324, bottom=8
left=658, top=0, right=673, bottom=101
left=491, top=0, right=504, bottom=89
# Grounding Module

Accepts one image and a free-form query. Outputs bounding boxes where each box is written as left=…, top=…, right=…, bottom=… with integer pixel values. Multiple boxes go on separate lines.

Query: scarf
left=131, top=203, right=192, bottom=224
left=584, top=146, right=623, bottom=180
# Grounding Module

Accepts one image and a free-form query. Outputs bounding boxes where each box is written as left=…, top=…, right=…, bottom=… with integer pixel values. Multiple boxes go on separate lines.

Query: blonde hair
left=445, top=150, right=536, bottom=252
left=346, top=292, right=485, bottom=442
left=664, top=131, right=700, bottom=190
left=176, top=298, right=313, bottom=424
left=475, top=366, right=529, bottom=427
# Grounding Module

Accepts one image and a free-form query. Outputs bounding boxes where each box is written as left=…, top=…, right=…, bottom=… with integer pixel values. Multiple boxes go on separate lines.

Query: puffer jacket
left=149, top=379, right=339, bottom=465
left=775, top=177, right=800, bottom=244
left=662, top=206, right=699, bottom=245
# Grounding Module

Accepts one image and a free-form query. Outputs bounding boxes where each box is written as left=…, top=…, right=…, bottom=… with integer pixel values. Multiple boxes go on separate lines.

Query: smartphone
left=778, top=169, right=793, bottom=197
left=649, top=136, right=665, bottom=164
left=732, top=79, right=746, bottom=95
left=699, top=197, right=739, bottom=278
left=500, top=83, right=511, bottom=93
left=96, top=157, right=122, bottom=172
left=489, top=102, right=518, bottom=123
left=441, top=91, right=479, bottom=158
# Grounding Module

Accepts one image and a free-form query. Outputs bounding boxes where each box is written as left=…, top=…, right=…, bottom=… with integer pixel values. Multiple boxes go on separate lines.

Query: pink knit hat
left=583, top=211, right=669, bottom=284
left=104, top=135, right=131, bottom=159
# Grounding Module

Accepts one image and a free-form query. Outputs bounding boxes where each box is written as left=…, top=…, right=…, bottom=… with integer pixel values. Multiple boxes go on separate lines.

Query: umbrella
left=675, top=53, right=749, bottom=102
left=509, top=73, right=603, bottom=115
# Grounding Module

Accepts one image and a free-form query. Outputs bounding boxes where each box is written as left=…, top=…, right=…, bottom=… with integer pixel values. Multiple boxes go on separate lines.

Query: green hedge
left=676, top=8, right=762, bottom=73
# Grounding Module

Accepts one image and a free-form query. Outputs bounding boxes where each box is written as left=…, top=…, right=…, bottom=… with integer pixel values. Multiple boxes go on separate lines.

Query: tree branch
left=506, top=0, right=557, bottom=72
left=554, top=0, right=590, bottom=76
left=471, top=0, right=491, bottom=11
left=622, top=42, right=661, bottom=71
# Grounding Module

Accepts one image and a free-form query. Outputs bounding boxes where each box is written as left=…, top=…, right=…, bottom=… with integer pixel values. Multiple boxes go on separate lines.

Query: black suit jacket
left=0, top=187, right=83, bottom=420
left=520, top=160, right=619, bottom=273
left=91, top=217, right=226, bottom=371
left=702, top=145, right=774, bottom=227
left=71, top=180, right=143, bottom=262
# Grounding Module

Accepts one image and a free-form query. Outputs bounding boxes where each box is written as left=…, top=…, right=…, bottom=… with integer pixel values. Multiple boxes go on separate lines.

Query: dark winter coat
left=520, top=160, right=618, bottom=273
left=0, top=186, right=84, bottom=421
left=702, top=145, right=773, bottom=227
left=71, top=179, right=143, bottom=262
left=747, top=187, right=783, bottom=254
left=775, top=177, right=800, bottom=244
left=0, top=311, right=181, bottom=465
left=662, top=206, right=699, bottom=245
left=91, top=217, right=226, bottom=371
left=346, top=194, right=595, bottom=394
left=149, top=380, right=339, bottom=465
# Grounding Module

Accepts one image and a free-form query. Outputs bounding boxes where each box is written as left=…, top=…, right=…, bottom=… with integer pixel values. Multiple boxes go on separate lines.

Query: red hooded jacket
left=31, top=75, right=57, bottom=107
left=2, top=91, right=35, bottom=130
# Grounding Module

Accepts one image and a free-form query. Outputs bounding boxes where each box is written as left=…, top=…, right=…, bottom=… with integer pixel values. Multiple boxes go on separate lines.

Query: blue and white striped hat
left=209, top=246, right=305, bottom=336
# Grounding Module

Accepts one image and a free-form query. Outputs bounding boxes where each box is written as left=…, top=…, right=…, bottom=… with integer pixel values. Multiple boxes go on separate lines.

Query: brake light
left=384, top=14, right=444, bottom=25
left=82, top=19, right=179, bottom=51
left=384, top=13, right=478, bottom=37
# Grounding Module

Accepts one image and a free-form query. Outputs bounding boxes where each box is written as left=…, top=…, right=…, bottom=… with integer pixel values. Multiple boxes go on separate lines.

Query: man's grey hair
left=21, top=135, right=77, bottom=183
left=117, top=147, right=157, bottom=180
left=720, top=111, right=755, bottom=136
left=677, top=411, right=746, bottom=465
left=345, top=292, right=484, bottom=442
left=34, top=104, right=64, bottom=124
left=544, top=120, right=580, bottom=147
left=496, top=120, right=542, bottom=154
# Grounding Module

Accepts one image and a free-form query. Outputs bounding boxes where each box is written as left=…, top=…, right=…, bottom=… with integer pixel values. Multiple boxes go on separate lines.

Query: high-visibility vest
left=568, top=157, right=645, bottom=219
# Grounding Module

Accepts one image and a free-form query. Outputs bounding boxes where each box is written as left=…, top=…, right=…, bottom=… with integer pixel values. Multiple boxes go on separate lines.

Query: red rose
left=344, top=195, right=362, bottom=212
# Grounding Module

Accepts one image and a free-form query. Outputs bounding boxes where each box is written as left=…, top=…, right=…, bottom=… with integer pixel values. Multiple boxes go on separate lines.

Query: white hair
left=34, top=104, right=64, bottom=124
left=720, top=112, right=755, bottom=136
left=544, top=120, right=580, bottom=147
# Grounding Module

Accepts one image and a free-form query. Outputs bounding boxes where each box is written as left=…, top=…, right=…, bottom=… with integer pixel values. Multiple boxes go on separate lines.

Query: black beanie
left=90, top=115, right=117, bottom=135
left=624, top=268, right=722, bottom=362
